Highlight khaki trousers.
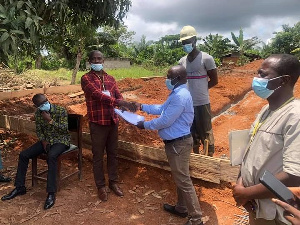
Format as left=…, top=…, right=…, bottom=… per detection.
left=165, top=136, right=202, bottom=224
left=246, top=204, right=287, bottom=225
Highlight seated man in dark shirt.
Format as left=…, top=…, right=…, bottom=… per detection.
left=1, top=94, right=70, bottom=210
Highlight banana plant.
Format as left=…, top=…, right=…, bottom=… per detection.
left=231, top=28, right=260, bottom=56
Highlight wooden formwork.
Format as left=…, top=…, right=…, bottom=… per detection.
left=0, top=84, right=240, bottom=184
left=0, top=114, right=239, bottom=184
left=0, top=85, right=82, bottom=100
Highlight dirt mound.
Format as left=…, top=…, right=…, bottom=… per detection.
left=236, top=59, right=264, bottom=71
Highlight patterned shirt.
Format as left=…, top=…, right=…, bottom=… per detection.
left=35, top=104, right=70, bottom=146
left=81, top=70, right=123, bottom=125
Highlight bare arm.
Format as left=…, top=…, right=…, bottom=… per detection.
left=233, top=171, right=300, bottom=206
left=207, top=68, right=218, bottom=88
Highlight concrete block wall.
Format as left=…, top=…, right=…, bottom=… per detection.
left=86, top=58, right=131, bottom=69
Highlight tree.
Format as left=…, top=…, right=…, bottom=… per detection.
left=231, top=28, right=260, bottom=65
left=57, top=0, right=132, bottom=84
left=158, top=34, right=181, bottom=49
left=89, top=24, right=136, bottom=58
left=0, top=0, right=41, bottom=70
left=1, top=0, right=132, bottom=79
left=103, top=24, right=135, bottom=46
left=269, top=22, right=300, bottom=56
left=200, top=34, right=233, bottom=65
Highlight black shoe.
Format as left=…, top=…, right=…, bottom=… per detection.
left=163, top=203, right=188, bottom=218
left=109, top=183, right=124, bottom=197
left=0, top=174, right=11, bottom=182
left=1, top=187, right=26, bottom=201
left=44, top=193, right=55, bottom=210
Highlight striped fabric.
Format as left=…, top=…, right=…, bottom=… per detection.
left=186, top=75, right=208, bottom=79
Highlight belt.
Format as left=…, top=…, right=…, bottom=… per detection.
left=163, top=134, right=191, bottom=144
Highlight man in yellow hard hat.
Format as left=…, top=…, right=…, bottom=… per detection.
left=179, top=25, right=218, bottom=157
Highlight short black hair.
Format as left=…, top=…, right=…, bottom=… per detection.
left=88, top=50, right=103, bottom=60
left=32, top=93, right=45, bottom=103
left=271, top=54, right=300, bottom=85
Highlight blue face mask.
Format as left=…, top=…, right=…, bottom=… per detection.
left=39, top=101, right=51, bottom=111
left=91, top=63, right=103, bottom=71
left=165, top=76, right=179, bottom=90
left=182, top=43, right=193, bottom=53
left=252, top=76, right=286, bottom=99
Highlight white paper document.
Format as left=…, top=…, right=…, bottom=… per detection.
left=229, top=129, right=251, bottom=166
left=114, top=109, right=145, bottom=125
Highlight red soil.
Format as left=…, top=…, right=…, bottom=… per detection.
left=1, top=59, right=299, bottom=225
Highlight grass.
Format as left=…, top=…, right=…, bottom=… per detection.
left=21, top=66, right=166, bottom=85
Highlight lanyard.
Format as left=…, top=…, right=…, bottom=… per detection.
left=241, top=97, right=295, bottom=163
left=97, top=75, right=106, bottom=90
left=250, top=96, right=295, bottom=141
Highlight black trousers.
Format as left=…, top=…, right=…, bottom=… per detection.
left=14, top=141, right=68, bottom=193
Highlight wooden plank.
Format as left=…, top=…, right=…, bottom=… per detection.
left=0, top=115, right=240, bottom=183
left=220, top=159, right=240, bottom=183
left=0, top=85, right=82, bottom=100
left=68, top=91, right=84, bottom=98
left=0, top=88, right=44, bottom=100
left=190, top=153, right=221, bottom=183
left=118, top=141, right=221, bottom=183
left=44, top=85, right=82, bottom=95
left=118, top=141, right=169, bottom=169
left=0, top=115, right=8, bottom=129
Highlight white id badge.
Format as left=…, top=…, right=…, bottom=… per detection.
left=102, top=90, right=111, bottom=97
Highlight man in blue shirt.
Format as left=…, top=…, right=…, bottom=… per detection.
left=136, top=65, right=203, bottom=225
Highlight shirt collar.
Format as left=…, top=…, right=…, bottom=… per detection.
left=173, top=83, right=187, bottom=92
left=49, top=104, right=54, bottom=113
left=169, top=83, right=187, bottom=95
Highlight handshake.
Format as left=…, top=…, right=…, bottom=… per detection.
left=117, top=100, right=145, bottom=129
left=117, top=100, right=141, bottom=113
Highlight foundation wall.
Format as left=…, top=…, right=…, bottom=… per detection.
left=0, top=85, right=82, bottom=101
left=0, top=114, right=240, bottom=184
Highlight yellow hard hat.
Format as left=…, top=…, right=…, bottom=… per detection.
left=180, top=25, right=197, bottom=41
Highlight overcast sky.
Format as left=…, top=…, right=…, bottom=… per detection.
left=123, top=0, right=300, bottom=44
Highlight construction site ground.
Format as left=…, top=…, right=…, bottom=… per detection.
left=0, top=60, right=299, bottom=225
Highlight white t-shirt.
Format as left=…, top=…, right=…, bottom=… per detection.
left=241, top=99, right=300, bottom=224
left=179, top=52, right=216, bottom=106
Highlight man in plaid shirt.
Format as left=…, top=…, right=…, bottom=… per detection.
left=81, top=50, right=136, bottom=202
left=2, top=94, right=70, bottom=210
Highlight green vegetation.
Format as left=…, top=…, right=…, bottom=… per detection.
left=0, top=1, right=299, bottom=82
left=21, top=66, right=164, bottom=85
